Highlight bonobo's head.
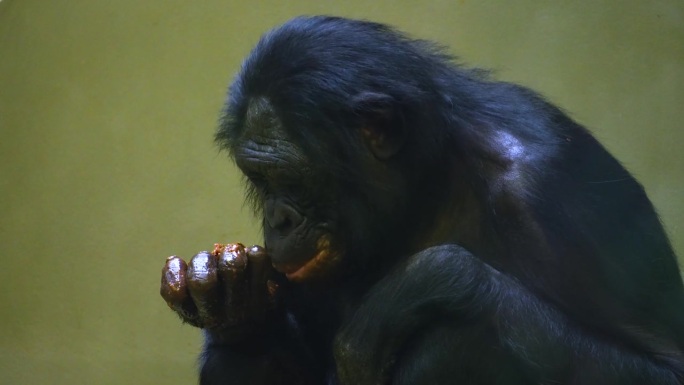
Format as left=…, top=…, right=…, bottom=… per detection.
left=215, top=16, right=454, bottom=282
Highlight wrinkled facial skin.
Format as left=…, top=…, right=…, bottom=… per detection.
left=231, top=98, right=343, bottom=283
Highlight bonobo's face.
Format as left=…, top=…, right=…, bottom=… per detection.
left=232, top=98, right=343, bottom=282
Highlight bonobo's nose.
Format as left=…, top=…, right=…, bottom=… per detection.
left=265, top=198, right=304, bottom=236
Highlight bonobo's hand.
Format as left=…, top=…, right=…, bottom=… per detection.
left=160, top=243, right=281, bottom=342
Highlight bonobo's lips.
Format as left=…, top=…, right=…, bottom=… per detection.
left=272, top=251, right=325, bottom=282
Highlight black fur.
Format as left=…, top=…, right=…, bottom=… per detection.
left=208, top=16, right=684, bottom=384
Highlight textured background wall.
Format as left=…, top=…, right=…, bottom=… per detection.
left=0, top=1, right=682, bottom=384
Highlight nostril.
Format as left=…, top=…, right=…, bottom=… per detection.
left=266, top=199, right=304, bottom=235
left=280, top=216, right=292, bottom=231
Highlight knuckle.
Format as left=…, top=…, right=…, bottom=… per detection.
left=160, top=256, right=188, bottom=302
left=217, top=244, right=248, bottom=279
left=245, top=245, right=267, bottom=261
left=187, top=251, right=218, bottom=292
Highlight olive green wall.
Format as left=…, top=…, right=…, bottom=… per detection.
left=0, top=1, right=682, bottom=384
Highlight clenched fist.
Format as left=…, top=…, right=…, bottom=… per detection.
left=160, top=243, right=281, bottom=342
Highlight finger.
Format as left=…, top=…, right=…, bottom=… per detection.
left=160, top=256, right=200, bottom=326
left=216, top=243, right=248, bottom=324
left=245, top=245, right=278, bottom=320
left=187, top=251, right=222, bottom=328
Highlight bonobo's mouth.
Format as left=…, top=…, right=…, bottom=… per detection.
left=271, top=236, right=337, bottom=282
left=272, top=251, right=324, bottom=281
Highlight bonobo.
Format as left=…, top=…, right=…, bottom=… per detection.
left=160, top=16, right=684, bottom=384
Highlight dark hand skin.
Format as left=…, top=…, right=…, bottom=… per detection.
left=161, top=244, right=315, bottom=384
left=160, top=244, right=279, bottom=343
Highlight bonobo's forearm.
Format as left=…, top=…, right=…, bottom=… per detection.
left=334, top=245, right=681, bottom=384
left=200, top=332, right=280, bottom=385
left=334, top=245, right=499, bottom=383
left=200, top=317, right=318, bottom=385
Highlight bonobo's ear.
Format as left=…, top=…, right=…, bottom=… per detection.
left=352, top=92, right=407, bottom=160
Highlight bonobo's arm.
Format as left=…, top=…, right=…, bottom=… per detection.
left=334, top=245, right=682, bottom=385
left=160, top=244, right=315, bottom=385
